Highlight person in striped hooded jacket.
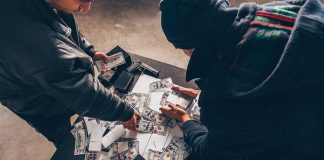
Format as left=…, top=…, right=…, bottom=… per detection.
left=160, top=0, right=324, bottom=159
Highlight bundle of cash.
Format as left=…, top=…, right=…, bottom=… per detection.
left=149, top=78, right=173, bottom=92
left=124, top=93, right=150, bottom=111
left=141, top=107, right=176, bottom=128
left=98, top=69, right=116, bottom=82
left=95, top=52, right=126, bottom=83
left=142, top=107, right=169, bottom=125
left=160, top=90, right=193, bottom=110
left=95, top=52, right=126, bottom=72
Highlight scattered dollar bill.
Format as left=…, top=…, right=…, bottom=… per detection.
left=148, top=149, right=163, bottom=160
left=160, top=142, right=178, bottom=160
left=137, top=119, right=153, bottom=133
left=112, top=141, right=139, bottom=159
left=74, top=120, right=86, bottom=129
left=71, top=128, right=77, bottom=139
left=136, top=119, right=167, bottom=136
left=74, top=129, right=87, bottom=155
left=159, top=137, right=191, bottom=160
left=191, top=104, right=201, bottom=121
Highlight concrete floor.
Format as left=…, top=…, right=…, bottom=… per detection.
left=1, top=0, right=322, bottom=159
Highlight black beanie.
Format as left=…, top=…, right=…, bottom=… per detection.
left=160, top=0, right=217, bottom=49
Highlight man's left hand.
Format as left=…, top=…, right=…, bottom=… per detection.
left=92, top=51, right=109, bottom=61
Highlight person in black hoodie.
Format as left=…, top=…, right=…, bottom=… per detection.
left=0, top=0, right=140, bottom=147
left=160, top=0, right=324, bottom=159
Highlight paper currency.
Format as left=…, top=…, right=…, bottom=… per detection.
left=125, top=93, right=150, bottom=111
left=160, top=91, right=193, bottom=110
left=137, top=119, right=153, bottom=133
left=149, top=78, right=173, bottom=92
left=160, top=143, right=178, bottom=160
left=71, top=128, right=77, bottom=139
left=137, top=119, right=167, bottom=136
left=159, top=137, right=191, bottom=160
left=112, top=141, right=140, bottom=159
left=191, top=105, right=201, bottom=121
left=95, top=52, right=126, bottom=72
left=148, top=149, right=163, bottom=160
left=74, top=129, right=87, bottom=155
left=152, top=124, right=167, bottom=136
left=142, top=107, right=169, bottom=125
left=98, top=69, right=116, bottom=82
left=74, top=120, right=86, bottom=129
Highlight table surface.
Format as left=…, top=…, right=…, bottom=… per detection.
left=51, top=53, right=196, bottom=160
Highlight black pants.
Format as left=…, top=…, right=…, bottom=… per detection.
left=12, top=111, right=73, bottom=148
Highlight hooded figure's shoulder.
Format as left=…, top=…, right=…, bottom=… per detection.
left=201, top=0, right=324, bottom=101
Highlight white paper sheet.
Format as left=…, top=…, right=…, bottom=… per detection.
left=89, top=141, right=102, bottom=152
left=166, top=94, right=180, bottom=105
left=102, top=125, right=126, bottom=148
left=90, top=125, right=103, bottom=142
left=118, top=141, right=129, bottom=153
left=148, top=92, right=164, bottom=113
left=132, top=74, right=159, bottom=94
left=177, top=97, right=191, bottom=108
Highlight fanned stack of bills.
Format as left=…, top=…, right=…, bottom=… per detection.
left=95, top=52, right=126, bottom=83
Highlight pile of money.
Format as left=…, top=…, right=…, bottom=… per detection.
left=71, top=77, right=200, bottom=160
left=72, top=117, right=143, bottom=160
left=71, top=117, right=112, bottom=159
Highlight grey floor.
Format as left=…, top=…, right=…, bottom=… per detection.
left=1, top=0, right=322, bottom=159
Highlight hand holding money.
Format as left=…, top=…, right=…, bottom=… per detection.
left=172, top=85, right=200, bottom=99
left=160, top=104, right=191, bottom=123
left=122, top=111, right=141, bottom=131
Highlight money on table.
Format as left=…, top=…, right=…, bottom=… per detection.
left=70, top=76, right=198, bottom=159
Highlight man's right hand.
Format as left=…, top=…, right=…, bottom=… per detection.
left=172, top=85, right=200, bottom=98
left=160, top=104, right=191, bottom=123
left=122, top=111, right=141, bottom=131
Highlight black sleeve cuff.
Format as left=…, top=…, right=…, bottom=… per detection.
left=183, top=120, right=202, bottom=131
left=119, top=104, right=134, bottom=122
left=86, top=48, right=97, bottom=58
